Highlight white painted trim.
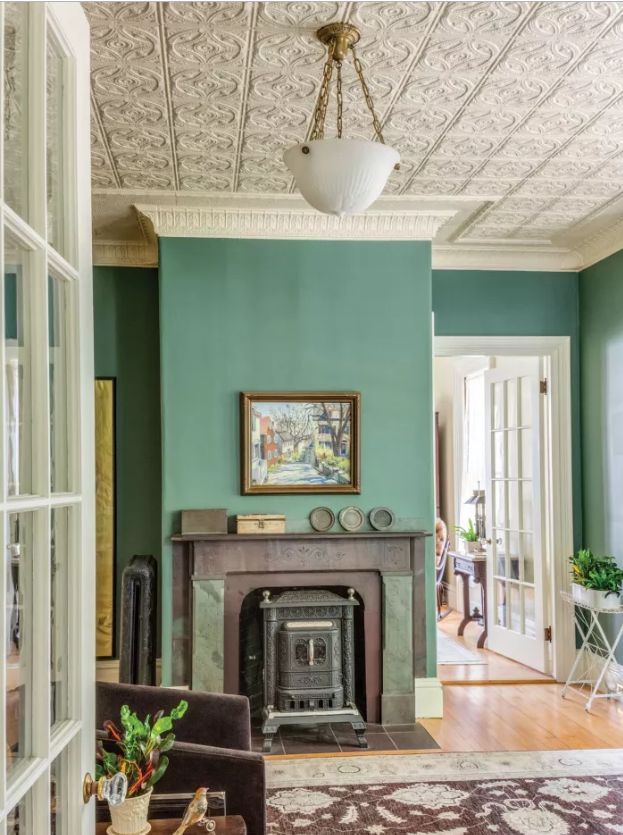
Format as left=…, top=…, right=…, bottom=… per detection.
left=414, top=677, right=444, bottom=719
left=434, top=336, right=575, bottom=683
left=432, top=244, right=583, bottom=272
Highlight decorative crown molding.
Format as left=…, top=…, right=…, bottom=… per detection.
left=134, top=204, right=455, bottom=241
left=93, top=240, right=158, bottom=268
left=573, top=215, right=623, bottom=270
left=432, top=243, right=583, bottom=272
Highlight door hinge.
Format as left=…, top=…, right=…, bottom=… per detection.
left=540, top=379, right=548, bottom=395
left=544, top=625, right=552, bottom=642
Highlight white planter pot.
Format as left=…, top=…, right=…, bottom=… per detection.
left=572, top=583, right=621, bottom=610
left=461, top=540, right=479, bottom=555
left=572, top=582, right=589, bottom=605
left=108, top=788, right=152, bottom=835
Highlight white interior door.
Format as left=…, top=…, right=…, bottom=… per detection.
left=1, top=3, right=95, bottom=833
left=485, top=358, right=550, bottom=673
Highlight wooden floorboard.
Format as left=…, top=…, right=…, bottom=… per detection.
left=437, top=610, right=553, bottom=683
left=420, top=682, right=623, bottom=752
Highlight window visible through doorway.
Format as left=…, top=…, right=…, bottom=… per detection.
left=459, top=370, right=485, bottom=531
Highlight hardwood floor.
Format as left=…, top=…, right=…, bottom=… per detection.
left=420, top=682, right=623, bottom=752
left=438, top=610, right=553, bottom=684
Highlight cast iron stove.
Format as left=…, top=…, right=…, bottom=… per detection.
left=260, top=588, right=367, bottom=752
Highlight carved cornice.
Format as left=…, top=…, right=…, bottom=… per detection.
left=573, top=216, right=623, bottom=270
left=135, top=204, right=455, bottom=241
left=93, top=240, right=158, bottom=268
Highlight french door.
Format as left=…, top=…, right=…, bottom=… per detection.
left=485, top=358, right=550, bottom=673
left=1, top=3, right=95, bottom=833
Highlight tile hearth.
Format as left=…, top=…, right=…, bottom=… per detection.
left=253, top=722, right=439, bottom=756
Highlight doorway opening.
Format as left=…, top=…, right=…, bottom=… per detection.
left=434, top=337, right=575, bottom=687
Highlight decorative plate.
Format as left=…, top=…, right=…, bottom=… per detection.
left=338, top=506, right=365, bottom=532
left=369, top=506, right=396, bottom=531
left=309, top=506, right=335, bottom=532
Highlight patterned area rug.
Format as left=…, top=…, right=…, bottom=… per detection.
left=266, top=750, right=623, bottom=834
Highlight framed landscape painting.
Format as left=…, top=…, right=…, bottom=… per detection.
left=240, top=391, right=360, bottom=494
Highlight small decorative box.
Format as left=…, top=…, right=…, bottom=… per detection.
left=181, top=509, right=228, bottom=535
left=236, top=514, right=286, bottom=534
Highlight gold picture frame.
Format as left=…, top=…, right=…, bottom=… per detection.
left=240, top=391, right=361, bottom=495
left=95, top=378, right=115, bottom=657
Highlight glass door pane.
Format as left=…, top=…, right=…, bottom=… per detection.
left=49, top=274, right=72, bottom=493
left=51, top=747, right=69, bottom=834
left=7, top=792, right=30, bottom=835
left=46, top=29, right=68, bottom=260
left=3, top=3, right=29, bottom=222
left=4, top=230, right=35, bottom=497
left=5, top=511, right=34, bottom=779
left=51, top=506, right=70, bottom=726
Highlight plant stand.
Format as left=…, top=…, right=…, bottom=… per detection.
left=561, top=591, right=623, bottom=712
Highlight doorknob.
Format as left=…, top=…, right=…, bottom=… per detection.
left=83, top=771, right=127, bottom=806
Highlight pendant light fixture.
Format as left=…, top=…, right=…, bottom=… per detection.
left=284, top=22, right=400, bottom=216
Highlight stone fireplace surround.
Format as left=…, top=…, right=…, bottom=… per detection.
left=171, top=531, right=429, bottom=725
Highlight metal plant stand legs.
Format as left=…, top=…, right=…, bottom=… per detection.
left=561, top=592, right=623, bottom=712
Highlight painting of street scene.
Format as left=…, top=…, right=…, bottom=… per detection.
left=240, top=392, right=360, bottom=494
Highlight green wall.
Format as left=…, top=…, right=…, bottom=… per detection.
left=433, top=269, right=582, bottom=547
left=92, top=259, right=587, bottom=673
left=580, top=250, right=623, bottom=562
left=159, top=237, right=436, bottom=683
left=93, top=266, right=162, bottom=654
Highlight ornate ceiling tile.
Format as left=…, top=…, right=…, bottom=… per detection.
left=85, top=1, right=623, bottom=269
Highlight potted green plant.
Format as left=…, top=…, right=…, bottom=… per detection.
left=455, top=518, right=480, bottom=554
left=569, top=549, right=623, bottom=610
left=97, top=699, right=188, bottom=835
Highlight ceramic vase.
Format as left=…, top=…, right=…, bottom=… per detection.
left=108, top=788, right=152, bottom=835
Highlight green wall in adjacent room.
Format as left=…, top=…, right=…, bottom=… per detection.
left=432, top=269, right=582, bottom=548
left=159, top=237, right=436, bottom=684
left=580, top=250, right=623, bottom=563
left=93, top=266, right=162, bottom=655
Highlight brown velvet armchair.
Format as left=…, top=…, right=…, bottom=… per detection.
left=96, top=681, right=266, bottom=835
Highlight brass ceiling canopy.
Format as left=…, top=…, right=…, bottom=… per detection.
left=316, top=22, right=360, bottom=61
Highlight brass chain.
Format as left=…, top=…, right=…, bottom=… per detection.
left=351, top=45, right=386, bottom=145
left=336, top=60, right=343, bottom=139
left=310, top=37, right=396, bottom=172
left=310, top=41, right=335, bottom=141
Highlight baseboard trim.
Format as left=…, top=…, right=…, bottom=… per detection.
left=415, top=677, right=444, bottom=718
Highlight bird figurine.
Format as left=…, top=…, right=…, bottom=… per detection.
left=173, top=788, right=209, bottom=835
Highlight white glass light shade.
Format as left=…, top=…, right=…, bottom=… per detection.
left=284, top=138, right=400, bottom=216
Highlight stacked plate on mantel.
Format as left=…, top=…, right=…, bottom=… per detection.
left=309, top=506, right=395, bottom=533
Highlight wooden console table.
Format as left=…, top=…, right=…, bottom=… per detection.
left=97, top=816, right=246, bottom=834
left=451, top=551, right=488, bottom=649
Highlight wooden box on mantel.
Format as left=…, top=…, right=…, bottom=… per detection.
left=181, top=508, right=228, bottom=535
left=236, top=514, right=286, bottom=534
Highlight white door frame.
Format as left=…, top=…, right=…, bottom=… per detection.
left=434, top=335, right=575, bottom=682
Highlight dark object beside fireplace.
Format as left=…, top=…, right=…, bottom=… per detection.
left=119, top=555, right=157, bottom=685
left=260, top=588, right=367, bottom=752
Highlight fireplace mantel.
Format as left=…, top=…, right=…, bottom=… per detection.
left=171, top=530, right=430, bottom=724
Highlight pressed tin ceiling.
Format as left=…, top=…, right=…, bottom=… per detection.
left=86, top=1, right=623, bottom=269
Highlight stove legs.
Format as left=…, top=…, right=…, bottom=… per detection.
left=263, top=723, right=278, bottom=753
left=352, top=721, right=368, bottom=749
